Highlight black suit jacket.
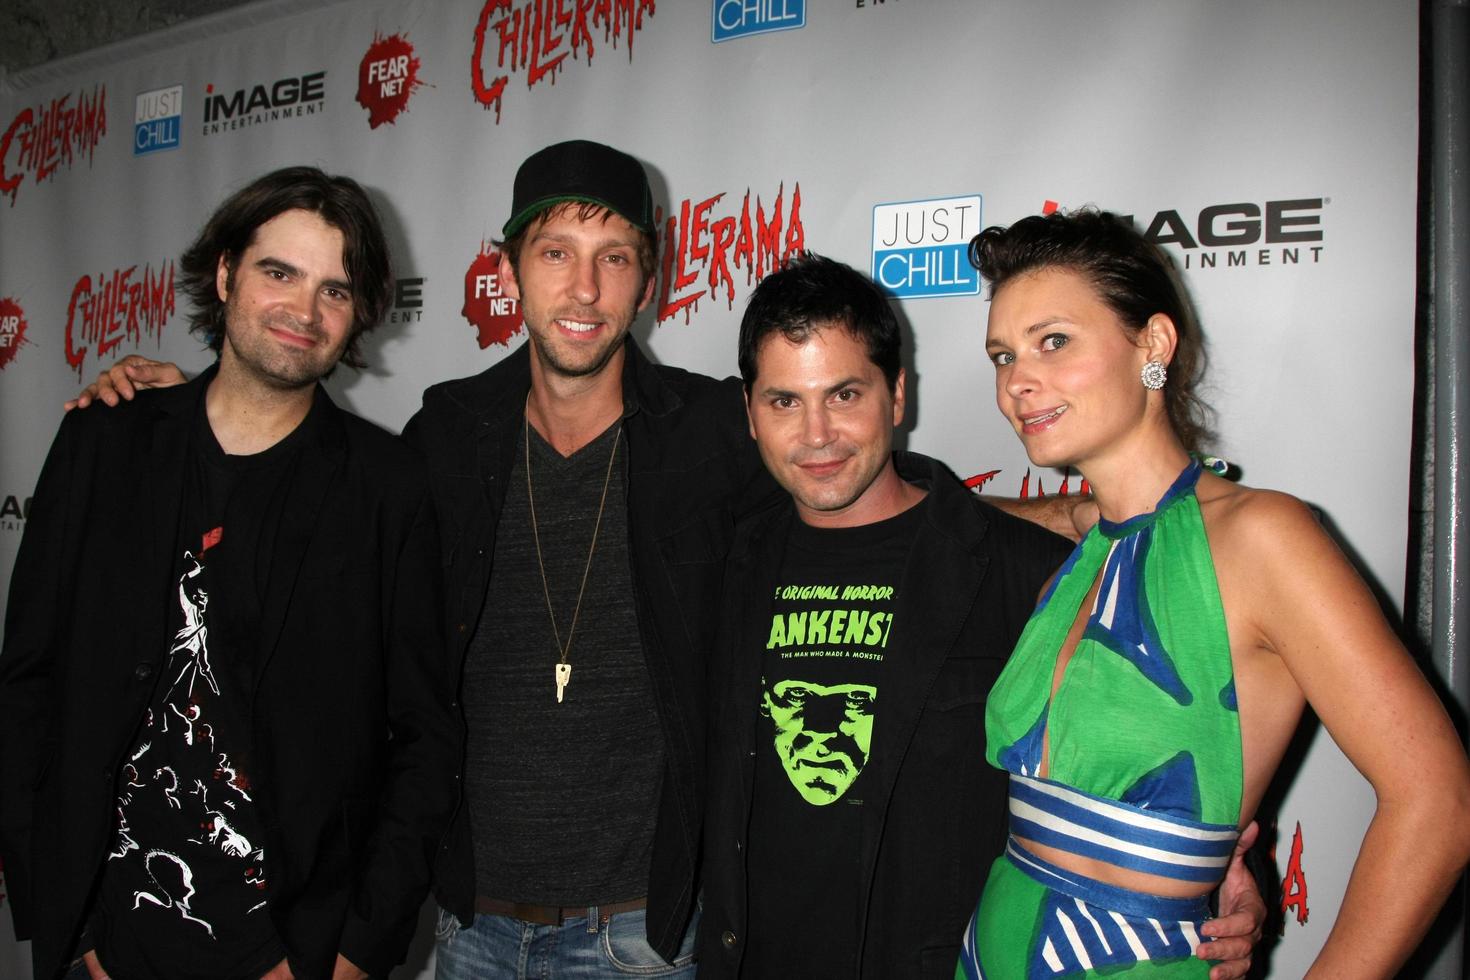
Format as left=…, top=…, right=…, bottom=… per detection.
left=699, top=452, right=1073, bottom=978
left=0, top=371, right=460, bottom=980
left=402, top=338, right=775, bottom=961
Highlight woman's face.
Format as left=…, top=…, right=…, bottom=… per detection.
left=984, top=266, right=1154, bottom=471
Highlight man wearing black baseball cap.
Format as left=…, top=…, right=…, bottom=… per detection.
left=401, top=139, right=771, bottom=978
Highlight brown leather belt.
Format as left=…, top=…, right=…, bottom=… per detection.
left=473, top=895, right=647, bottom=926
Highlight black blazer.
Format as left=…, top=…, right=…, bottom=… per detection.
left=403, top=337, right=775, bottom=962
left=698, top=452, right=1073, bottom=978
left=0, top=371, right=460, bottom=980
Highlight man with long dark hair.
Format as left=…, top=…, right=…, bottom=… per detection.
left=0, top=167, right=458, bottom=980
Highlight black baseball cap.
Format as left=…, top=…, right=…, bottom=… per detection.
left=502, top=139, right=655, bottom=237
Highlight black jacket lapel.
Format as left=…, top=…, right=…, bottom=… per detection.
left=862, top=454, right=990, bottom=806
left=136, top=373, right=211, bottom=646
left=253, top=386, right=345, bottom=685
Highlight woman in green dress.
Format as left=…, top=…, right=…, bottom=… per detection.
left=958, top=209, right=1470, bottom=979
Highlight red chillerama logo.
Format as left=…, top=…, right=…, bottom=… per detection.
left=65, top=261, right=176, bottom=379
left=1279, top=820, right=1310, bottom=927
left=0, top=85, right=107, bottom=206
left=963, top=468, right=1088, bottom=500
left=0, top=297, right=29, bottom=370
left=655, top=182, right=804, bottom=324
left=470, top=0, right=656, bottom=122
left=357, top=32, right=426, bottom=128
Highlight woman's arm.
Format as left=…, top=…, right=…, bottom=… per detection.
left=1221, top=490, right=1470, bottom=977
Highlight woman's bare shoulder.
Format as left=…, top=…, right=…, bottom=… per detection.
left=1195, top=475, right=1329, bottom=562
left=1196, top=473, right=1317, bottom=525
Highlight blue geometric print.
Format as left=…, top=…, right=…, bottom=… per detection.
left=999, top=708, right=1049, bottom=777
left=1026, top=889, right=1203, bottom=979
left=1082, top=526, right=1192, bottom=706
left=1218, top=679, right=1238, bottom=711
left=1119, top=751, right=1203, bottom=823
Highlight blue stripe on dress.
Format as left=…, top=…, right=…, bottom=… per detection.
left=1001, top=843, right=1211, bottom=979
left=1009, top=775, right=1237, bottom=884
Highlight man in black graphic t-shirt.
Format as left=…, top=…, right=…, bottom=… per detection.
left=0, top=168, right=457, bottom=980
left=698, top=255, right=1266, bottom=979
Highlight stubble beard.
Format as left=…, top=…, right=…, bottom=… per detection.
left=222, top=299, right=343, bottom=391
left=525, top=304, right=632, bottom=381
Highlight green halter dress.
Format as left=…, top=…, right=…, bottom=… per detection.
left=958, top=461, right=1243, bottom=979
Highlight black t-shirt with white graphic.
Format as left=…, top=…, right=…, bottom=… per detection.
left=91, top=403, right=315, bottom=980
left=742, top=501, right=922, bottom=979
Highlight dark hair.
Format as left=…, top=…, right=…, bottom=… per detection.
left=179, top=166, right=392, bottom=370
left=968, top=208, right=1212, bottom=452
left=496, top=200, right=658, bottom=283
left=738, top=253, right=901, bottom=392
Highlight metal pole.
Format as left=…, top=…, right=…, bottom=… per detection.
left=1430, top=1, right=1470, bottom=977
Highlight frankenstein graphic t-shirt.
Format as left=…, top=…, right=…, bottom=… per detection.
left=742, top=501, right=922, bottom=978
left=91, top=403, right=314, bottom=980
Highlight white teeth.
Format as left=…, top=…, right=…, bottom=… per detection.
left=1027, top=405, right=1067, bottom=424
left=557, top=319, right=598, bottom=333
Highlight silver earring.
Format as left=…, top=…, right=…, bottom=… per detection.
left=1141, top=359, right=1167, bottom=390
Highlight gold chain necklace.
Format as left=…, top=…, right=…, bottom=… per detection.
left=525, top=399, right=621, bottom=704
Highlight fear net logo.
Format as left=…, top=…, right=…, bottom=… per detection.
left=65, top=261, right=176, bottom=379
left=470, top=0, right=657, bottom=122
left=463, top=247, right=521, bottom=348
left=0, top=85, right=108, bottom=207
left=0, top=297, right=30, bottom=370
left=358, top=33, right=427, bottom=128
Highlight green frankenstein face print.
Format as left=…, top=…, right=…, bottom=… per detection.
left=761, top=678, right=877, bottom=804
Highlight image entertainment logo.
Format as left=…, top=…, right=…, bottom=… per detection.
left=134, top=85, right=182, bottom=155
left=0, top=494, right=28, bottom=532
left=1124, top=198, right=1326, bottom=272
left=871, top=195, right=982, bottom=299
left=391, top=277, right=425, bottom=324
left=202, top=72, right=325, bottom=136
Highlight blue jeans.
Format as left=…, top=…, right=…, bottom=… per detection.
left=434, top=904, right=698, bottom=979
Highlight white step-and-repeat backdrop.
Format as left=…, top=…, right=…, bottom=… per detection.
left=0, top=1, right=1421, bottom=976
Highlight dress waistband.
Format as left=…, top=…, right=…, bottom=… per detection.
left=1008, top=774, right=1239, bottom=885
left=1004, top=840, right=1212, bottom=922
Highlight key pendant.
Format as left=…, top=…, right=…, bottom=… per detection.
left=555, top=662, right=572, bottom=703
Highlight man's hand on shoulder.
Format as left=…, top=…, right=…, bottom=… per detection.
left=64, top=355, right=188, bottom=411
left=982, top=492, right=1098, bottom=542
